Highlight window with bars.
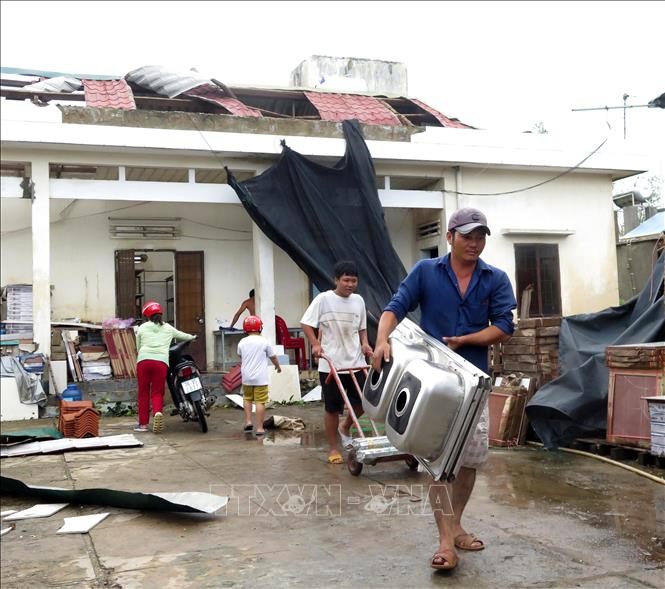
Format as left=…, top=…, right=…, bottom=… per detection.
left=514, top=244, right=562, bottom=318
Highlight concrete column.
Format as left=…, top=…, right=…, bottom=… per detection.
left=30, top=157, right=51, bottom=357
left=252, top=224, right=276, bottom=344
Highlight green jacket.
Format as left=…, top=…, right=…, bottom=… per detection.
left=136, top=321, right=195, bottom=366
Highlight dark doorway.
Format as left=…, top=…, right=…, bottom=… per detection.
left=115, top=249, right=207, bottom=368
left=514, top=244, right=562, bottom=318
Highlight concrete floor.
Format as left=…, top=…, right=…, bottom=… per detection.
left=1, top=404, right=664, bottom=589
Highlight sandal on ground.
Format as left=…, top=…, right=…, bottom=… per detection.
left=243, top=424, right=254, bottom=432
left=454, top=533, right=485, bottom=551
left=327, top=451, right=344, bottom=464
left=255, top=430, right=265, bottom=436
left=430, top=549, right=458, bottom=570
left=338, top=426, right=353, bottom=449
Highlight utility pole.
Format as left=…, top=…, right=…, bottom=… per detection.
left=623, top=93, right=629, bottom=139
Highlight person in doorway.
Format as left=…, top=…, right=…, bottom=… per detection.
left=238, top=315, right=281, bottom=436
left=372, top=207, right=516, bottom=571
left=230, top=289, right=256, bottom=329
left=300, top=260, right=373, bottom=464
left=135, top=301, right=196, bottom=433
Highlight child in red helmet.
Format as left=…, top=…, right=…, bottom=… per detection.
left=237, top=315, right=281, bottom=435
left=135, top=300, right=196, bottom=433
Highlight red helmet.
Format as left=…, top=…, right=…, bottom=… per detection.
left=142, top=301, right=163, bottom=318
left=243, top=315, right=263, bottom=333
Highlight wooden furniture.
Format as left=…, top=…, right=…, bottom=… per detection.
left=606, top=343, right=665, bottom=448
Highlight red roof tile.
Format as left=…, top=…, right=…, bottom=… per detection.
left=304, top=92, right=402, bottom=126
left=185, top=84, right=262, bottom=118
left=409, top=98, right=472, bottom=129
left=83, top=79, right=136, bottom=110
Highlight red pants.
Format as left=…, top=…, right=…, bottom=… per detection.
left=137, top=359, right=168, bottom=426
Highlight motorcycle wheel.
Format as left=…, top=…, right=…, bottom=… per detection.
left=194, top=398, right=208, bottom=433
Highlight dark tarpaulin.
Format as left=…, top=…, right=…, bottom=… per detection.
left=526, top=251, right=665, bottom=449
left=226, top=119, right=412, bottom=336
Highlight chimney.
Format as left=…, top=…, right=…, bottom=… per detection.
left=290, top=55, right=408, bottom=96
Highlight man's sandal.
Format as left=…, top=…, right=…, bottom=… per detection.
left=327, top=451, right=344, bottom=464
left=454, top=533, right=485, bottom=551
left=430, top=549, right=458, bottom=570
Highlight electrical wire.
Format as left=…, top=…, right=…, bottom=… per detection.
left=444, top=134, right=609, bottom=196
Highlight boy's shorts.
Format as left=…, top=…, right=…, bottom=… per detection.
left=320, top=371, right=366, bottom=415
left=242, top=385, right=269, bottom=404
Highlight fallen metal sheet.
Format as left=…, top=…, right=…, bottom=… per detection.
left=0, top=510, right=17, bottom=517
left=4, top=503, right=69, bottom=520
left=56, top=513, right=109, bottom=534
left=302, top=385, right=322, bottom=402
left=225, top=394, right=254, bottom=411
left=0, top=434, right=142, bottom=457
left=1, top=476, right=228, bottom=514
left=1, top=427, right=63, bottom=446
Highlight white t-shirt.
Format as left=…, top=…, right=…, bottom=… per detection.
left=237, top=334, right=275, bottom=386
left=300, top=290, right=367, bottom=373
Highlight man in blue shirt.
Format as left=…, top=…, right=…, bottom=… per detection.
left=372, top=207, right=516, bottom=571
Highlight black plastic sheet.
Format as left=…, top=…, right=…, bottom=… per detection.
left=226, top=119, right=413, bottom=338
left=526, top=252, right=665, bottom=449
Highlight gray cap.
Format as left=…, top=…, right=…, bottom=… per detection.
left=447, top=207, right=491, bottom=235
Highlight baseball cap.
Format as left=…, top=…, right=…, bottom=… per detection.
left=447, top=207, right=491, bottom=235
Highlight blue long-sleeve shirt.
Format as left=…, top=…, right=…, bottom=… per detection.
left=384, top=254, right=516, bottom=372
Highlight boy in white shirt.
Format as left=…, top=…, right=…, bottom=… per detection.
left=300, top=261, right=373, bottom=463
left=237, top=315, right=281, bottom=435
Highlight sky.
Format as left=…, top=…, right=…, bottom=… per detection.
left=1, top=0, right=664, bottom=199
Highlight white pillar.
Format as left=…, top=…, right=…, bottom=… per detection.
left=30, top=158, right=51, bottom=357
left=252, top=224, right=276, bottom=344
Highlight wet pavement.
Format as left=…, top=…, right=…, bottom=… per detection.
left=1, top=404, right=664, bottom=589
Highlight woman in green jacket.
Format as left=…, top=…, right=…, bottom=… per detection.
left=135, top=301, right=196, bottom=433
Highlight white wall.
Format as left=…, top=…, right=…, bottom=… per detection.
left=0, top=197, right=311, bottom=368
left=458, top=167, right=618, bottom=315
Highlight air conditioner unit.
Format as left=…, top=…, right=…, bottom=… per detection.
left=108, top=217, right=181, bottom=239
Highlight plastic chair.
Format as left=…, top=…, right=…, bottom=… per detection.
left=275, top=315, right=308, bottom=370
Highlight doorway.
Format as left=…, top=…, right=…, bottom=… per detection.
left=115, top=249, right=207, bottom=368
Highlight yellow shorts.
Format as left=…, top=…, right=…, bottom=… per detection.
left=242, top=385, right=269, bottom=404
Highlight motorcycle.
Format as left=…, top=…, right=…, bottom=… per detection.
left=167, top=340, right=215, bottom=433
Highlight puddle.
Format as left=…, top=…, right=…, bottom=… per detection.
left=484, top=448, right=665, bottom=561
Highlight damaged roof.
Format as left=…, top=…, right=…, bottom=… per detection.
left=0, top=65, right=474, bottom=129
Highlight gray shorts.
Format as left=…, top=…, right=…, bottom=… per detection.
left=460, top=403, right=489, bottom=469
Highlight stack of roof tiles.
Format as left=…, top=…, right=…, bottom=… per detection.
left=58, top=400, right=100, bottom=438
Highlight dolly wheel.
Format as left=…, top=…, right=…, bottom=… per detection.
left=405, top=455, right=419, bottom=471
left=347, top=450, right=363, bottom=476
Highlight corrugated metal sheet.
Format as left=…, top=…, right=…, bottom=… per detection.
left=621, top=212, right=665, bottom=239
left=22, top=76, right=82, bottom=93
left=83, top=80, right=136, bottom=110
left=410, top=98, right=473, bottom=129
left=304, top=91, right=402, bottom=125
left=125, top=65, right=210, bottom=99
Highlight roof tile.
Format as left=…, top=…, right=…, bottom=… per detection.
left=185, top=84, right=262, bottom=117
left=83, top=79, right=136, bottom=110
left=305, top=92, right=402, bottom=126
left=409, top=98, right=472, bottom=129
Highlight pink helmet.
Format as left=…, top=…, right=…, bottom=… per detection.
left=142, top=301, right=163, bottom=318
left=243, top=315, right=263, bottom=333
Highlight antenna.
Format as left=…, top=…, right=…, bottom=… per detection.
left=572, top=92, right=664, bottom=140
